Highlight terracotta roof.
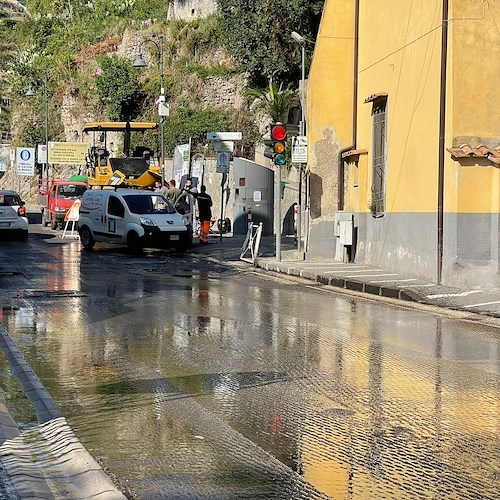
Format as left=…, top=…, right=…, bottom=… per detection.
left=447, top=144, right=500, bottom=166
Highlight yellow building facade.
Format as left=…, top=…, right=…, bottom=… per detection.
left=307, top=0, right=500, bottom=287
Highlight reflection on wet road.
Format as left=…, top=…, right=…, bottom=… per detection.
left=0, top=233, right=498, bottom=499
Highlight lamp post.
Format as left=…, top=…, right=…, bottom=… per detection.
left=26, top=74, right=49, bottom=189
left=291, top=31, right=306, bottom=254
left=133, top=35, right=168, bottom=188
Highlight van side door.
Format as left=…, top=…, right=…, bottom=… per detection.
left=174, top=192, right=194, bottom=229
left=106, top=195, right=127, bottom=241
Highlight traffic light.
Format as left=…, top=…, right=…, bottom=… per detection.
left=264, top=123, right=287, bottom=166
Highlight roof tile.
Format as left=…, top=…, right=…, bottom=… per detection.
left=447, top=144, right=500, bottom=166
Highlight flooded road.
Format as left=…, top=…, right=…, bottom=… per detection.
left=0, top=231, right=498, bottom=499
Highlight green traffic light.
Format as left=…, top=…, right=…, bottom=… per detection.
left=274, top=154, right=286, bottom=165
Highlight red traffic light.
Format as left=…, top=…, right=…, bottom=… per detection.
left=271, top=124, right=287, bottom=141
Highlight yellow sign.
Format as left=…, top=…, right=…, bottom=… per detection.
left=48, top=142, right=89, bottom=164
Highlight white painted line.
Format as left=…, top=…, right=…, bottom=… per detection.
left=346, top=273, right=398, bottom=278
left=294, top=262, right=347, bottom=267
left=368, top=278, right=418, bottom=283
left=426, top=290, right=484, bottom=299
left=322, top=269, right=384, bottom=274
left=401, top=284, right=435, bottom=288
left=463, top=301, right=500, bottom=308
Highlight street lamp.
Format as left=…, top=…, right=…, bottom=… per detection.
left=291, top=31, right=307, bottom=254
left=26, top=74, right=49, bottom=189
left=133, top=35, right=168, bottom=189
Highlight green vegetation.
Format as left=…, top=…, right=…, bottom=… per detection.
left=164, top=105, right=233, bottom=155
left=96, top=54, right=141, bottom=120
left=216, top=0, right=324, bottom=85
left=247, top=79, right=298, bottom=123
left=2, top=0, right=322, bottom=155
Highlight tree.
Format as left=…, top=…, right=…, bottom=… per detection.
left=96, top=55, right=141, bottom=121
left=247, top=79, right=298, bottom=123
left=216, top=0, right=324, bottom=85
left=163, top=105, right=233, bottom=154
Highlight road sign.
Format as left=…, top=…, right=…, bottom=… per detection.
left=216, top=151, right=230, bottom=173
left=213, top=140, right=234, bottom=153
left=207, top=132, right=242, bottom=141
left=64, top=199, right=81, bottom=222
left=157, top=95, right=169, bottom=117
left=16, top=147, right=35, bottom=176
left=37, top=144, right=47, bottom=164
left=48, top=142, right=88, bottom=164
left=0, top=144, right=9, bottom=172
left=292, top=136, right=308, bottom=163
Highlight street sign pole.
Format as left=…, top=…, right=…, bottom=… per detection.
left=220, top=173, right=227, bottom=243
left=208, top=132, right=242, bottom=245
left=292, top=135, right=308, bottom=255
left=297, top=129, right=304, bottom=254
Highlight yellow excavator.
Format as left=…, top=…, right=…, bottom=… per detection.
left=82, top=121, right=162, bottom=188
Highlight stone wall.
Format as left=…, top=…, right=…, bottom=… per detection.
left=167, top=0, right=217, bottom=21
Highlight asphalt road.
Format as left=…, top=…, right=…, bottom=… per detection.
left=0, top=225, right=498, bottom=499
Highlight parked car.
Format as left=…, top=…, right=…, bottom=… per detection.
left=0, top=189, right=29, bottom=240
left=78, top=188, right=193, bottom=252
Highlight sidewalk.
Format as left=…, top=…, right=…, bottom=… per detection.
left=195, top=233, right=500, bottom=322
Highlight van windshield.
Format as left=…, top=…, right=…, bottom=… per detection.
left=124, top=195, right=176, bottom=215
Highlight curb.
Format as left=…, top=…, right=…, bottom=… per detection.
left=0, top=325, right=127, bottom=499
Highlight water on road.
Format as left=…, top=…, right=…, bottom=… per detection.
left=0, top=233, right=498, bottom=499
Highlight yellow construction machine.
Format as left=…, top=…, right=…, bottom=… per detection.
left=82, top=121, right=162, bottom=188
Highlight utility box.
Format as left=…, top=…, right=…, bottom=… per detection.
left=334, top=211, right=354, bottom=261
left=339, top=220, right=353, bottom=245
left=232, top=158, right=274, bottom=236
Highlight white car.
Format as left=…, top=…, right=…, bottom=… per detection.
left=78, top=188, right=193, bottom=252
left=0, top=189, right=29, bottom=240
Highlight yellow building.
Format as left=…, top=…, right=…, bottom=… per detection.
left=307, top=0, right=500, bottom=287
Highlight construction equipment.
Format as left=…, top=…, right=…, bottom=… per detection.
left=82, top=121, right=162, bottom=188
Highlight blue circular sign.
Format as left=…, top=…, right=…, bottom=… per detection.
left=20, top=149, right=31, bottom=161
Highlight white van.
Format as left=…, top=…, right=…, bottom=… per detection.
left=78, top=188, right=193, bottom=252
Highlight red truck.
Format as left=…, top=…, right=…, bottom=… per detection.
left=38, top=180, right=88, bottom=229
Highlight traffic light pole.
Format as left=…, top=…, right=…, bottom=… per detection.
left=275, top=164, right=281, bottom=261
left=266, top=124, right=287, bottom=262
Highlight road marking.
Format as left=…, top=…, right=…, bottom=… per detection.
left=345, top=273, right=398, bottom=278
left=463, top=300, right=500, bottom=308
left=426, top=290, right=483, bottom=299
left=322, top=268, right=384, bottom=274
left=401, top=284, right=435, bottom=288
left=368, top=278, right=418, bottom=283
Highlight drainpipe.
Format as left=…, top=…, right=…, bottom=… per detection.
left=338, top=0, right=359, bottom=210
left=437, top=0, right=449, bottom=284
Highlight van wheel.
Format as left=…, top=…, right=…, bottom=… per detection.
left=127, top=231, right=142, bottom=254
left=79, top=226, right=95, bottom=249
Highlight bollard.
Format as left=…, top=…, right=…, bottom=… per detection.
left=293, top=203, right=298, bottom=246
left=247, top=209, right=253, bottom=229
